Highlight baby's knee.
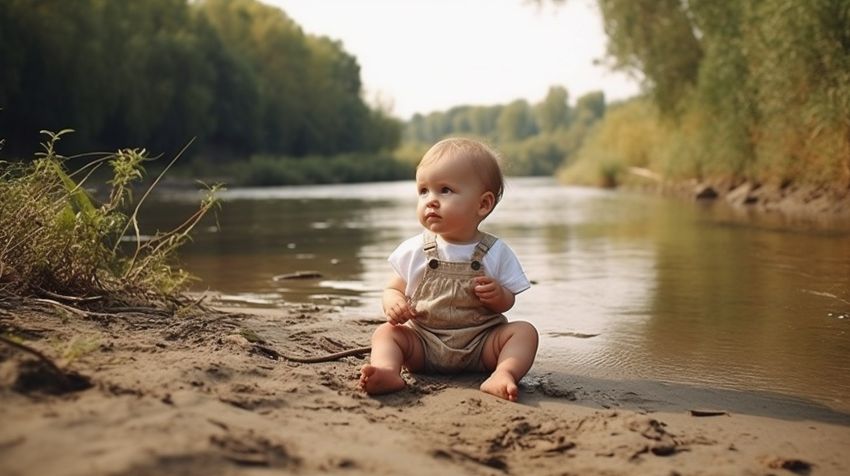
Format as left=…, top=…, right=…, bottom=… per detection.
left=372, top=322, right=396, bottom=338
left=372, top=322, right=410, bottom=341
left=511, top=321, right=539, bottom=345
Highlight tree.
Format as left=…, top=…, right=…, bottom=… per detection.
left=497, top=100, right=538, bottom=142
left=565, top=0, right=850, bottom=186
left=535, top=86, right=570, bottom=133
left=597, top=0, right=702, bottom=115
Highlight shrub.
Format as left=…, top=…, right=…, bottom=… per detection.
left=0, top=130, right=219, bottom=307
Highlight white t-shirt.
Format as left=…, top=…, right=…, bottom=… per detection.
left=388, top=232, right=531, bottom=297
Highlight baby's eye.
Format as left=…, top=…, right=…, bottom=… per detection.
left=418, top=187, right=428, bottom=196
left=440, top=186, right=453, bottom=194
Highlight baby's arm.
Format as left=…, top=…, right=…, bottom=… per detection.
left=473, top=276, right=516, bottom=313
left=382, top=273, right=417, bottom=325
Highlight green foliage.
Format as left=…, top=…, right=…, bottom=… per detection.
left=497, top=100, right=539, bottom=142
left=737, top=0, right=850, bottom=185
left=534, top=86, right=571, bottom=134
left=559, top=98, right=662, bottom=186
left=598, top=0, right=702, bottom=115
left=403, top=88, right=607, bottom=176
left=0, top=0, right=401, bottom=162
left=575, top=0, right=850, bottom=188
left=574, top=92, right=607, bottom=122
left=0, top=131, right=219, bottom=304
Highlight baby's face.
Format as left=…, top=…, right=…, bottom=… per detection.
left=415, top=157, right=493, bottom=243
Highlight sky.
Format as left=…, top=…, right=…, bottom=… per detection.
left=264, top=0, right=641, bottom=119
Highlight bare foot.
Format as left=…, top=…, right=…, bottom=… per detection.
left=359, top=364, right=406, bottom=395
left=480, top=369, right=519, bottom=402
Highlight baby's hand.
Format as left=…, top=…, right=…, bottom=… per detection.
left=473, top=276, right=506, bottom=306
left=385, top=297, right=417, bottom=325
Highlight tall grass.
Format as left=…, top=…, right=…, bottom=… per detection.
left=560, top=92, right=850, bottom=189
left=558, top=99, right=664, bottom=187
left=0, top=130, right=219, bottom=307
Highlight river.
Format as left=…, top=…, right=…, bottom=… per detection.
left=147, top=177, right=850, bottom=413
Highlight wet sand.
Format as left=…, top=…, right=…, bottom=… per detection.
left=2, top=302, right=849, bottom=475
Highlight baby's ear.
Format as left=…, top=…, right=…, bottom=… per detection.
left=478, top=191, right=496, bottom=217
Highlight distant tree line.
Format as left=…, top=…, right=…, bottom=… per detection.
left=403, top=86, right=608, bottom=176
left=561, top=0, right=850, bottom=187
left=0, top=0, right=401, bottom=161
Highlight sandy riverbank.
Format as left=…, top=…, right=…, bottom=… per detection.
left=662, top=178, right=850, bottom=225
left=2, top=301, right=849, bottom=475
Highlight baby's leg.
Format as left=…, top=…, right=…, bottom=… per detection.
left=479, top=321, right=539, bottom=402
left=359, top=323, right=425, bottom=395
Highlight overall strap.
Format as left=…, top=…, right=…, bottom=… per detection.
left=422, top=232, right=497, bottom=270
left=422, top=232, right=439, bottom=259
left=471, top=233, right=498, bottom=262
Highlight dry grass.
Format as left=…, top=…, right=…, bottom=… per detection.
left=0, top=130, right=220, bottom=310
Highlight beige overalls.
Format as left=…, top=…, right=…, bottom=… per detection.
left=408, top=232, right=508, bottom=374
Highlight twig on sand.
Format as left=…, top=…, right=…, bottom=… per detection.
left=183, top=292, right=213, bottom=313
left=32, top=297, right=174, bottom=319
left=33, top=298, right=88, bottom=317
left=35, top=287, right=102, bottom=304
left=106, top=306, right=171, bottom=316
left=253, top=343, right=372, bottom=363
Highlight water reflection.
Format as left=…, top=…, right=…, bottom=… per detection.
left=643, top=203, right=850, bottom=406
left=147, top=177, right=850, bottom=412
left=143, top=196, right=384, bottom=307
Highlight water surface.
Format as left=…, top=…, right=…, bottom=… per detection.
left=147, top=177, right=850, bottom=412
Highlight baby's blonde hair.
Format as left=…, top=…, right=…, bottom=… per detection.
left=418, top=137, right=505, bottom=205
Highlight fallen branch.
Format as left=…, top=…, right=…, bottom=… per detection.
left=32, top=298, right=135, bottom=320
left=33, top=297, right=88, bottom=317
left=107, top=306, right=172, bottom=316
left=184, top=292, right=211, bottom=313
left=35, top=287, right=103, bottom=304
left=253, top=343, right=372, bottom=363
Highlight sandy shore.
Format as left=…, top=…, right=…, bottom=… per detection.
left=2, top=301, right=849, bottom=475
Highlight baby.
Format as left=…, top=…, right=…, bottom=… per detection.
left=359, top=137, right=538, bottom=401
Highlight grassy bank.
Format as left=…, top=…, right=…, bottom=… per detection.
left=567, top=2, right=850, bottom=194
left=0, top=131, right=217, bottom=307
left=559, top=97, right=850, bottom=193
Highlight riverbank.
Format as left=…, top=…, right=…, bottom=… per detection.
left=624, top=169, right=850, bottom=225
left=2, top=301, right=849, bottom=475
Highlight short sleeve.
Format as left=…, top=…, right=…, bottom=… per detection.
left=486, top=240, right=530, bottom=295
left=387, top=234, right=427, bottom=296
